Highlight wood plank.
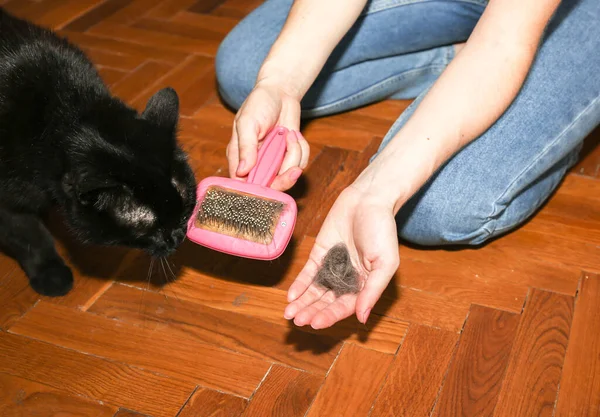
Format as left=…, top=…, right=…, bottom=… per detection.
left=241, top=366, right=322, bottom=417
left=115, top=253, right=408, bottom=353
left=145, top=0, right=199, bottom=20
left=0, top=0, right=37, bottom=16
left=63, top=0, right=133, bottom=32
left=179, top=137, right=228, bottom=179
left=170, top=11, right=239, bottom=34
left=88, top=22, right=220, bottom=56
left=25, top=0, right=101, bottom=30
left=135, top=15, right=232, bottom=43
left=47, top=216, right=130, bottom=310
left=113, top=410, right=150, bottom=416
left=305, top=138, right=380, bottom=237
left=10, top=302, right=270, bottom=397
left=0, top=262, right=38, bottom=330
left=352, top=99, right=411, bottom=122
left=529, top=176, right=600, bottom=246
left=101, top=0, right=165, bottom=25
left=306, top=344, right=393, bottom=416
left=394, top=257, right=527, bottom=313
left=58, top=30, right=188, bottom=65
left=399, top=242, right=581, bottom=297
left=109, top=61, right=174, bottom=104
left=187, top=101, right=237, bottom=142
left=189, top=0, right=229, bottom=14
left=0, top=332, right=194, bottom=417
left=377, top=284, right=471, bottom=332
left=555, top=273, right=600, bottom=416
left=178, top=388, right=247, bottom=417
left=371, top=325, right=459, bottom=417
left=494, top=289, right=573, bottom=417
left=488, top=229, right=600, bottom=274
left=209, top=0, right=264, bottom=19
left=128, top=55, right=214, bottom=115
left=88, top=283, right=341, bottom=374
left=84, top=48, right=147, bottom=72
left=302, top=118, right=376, bottom=152
left=571, top=126, right=599, bottom=178
left=0, top=373, right=116, bottom=417
left=289, top=147, right=348, bottom=238
left=97, top=67, right=129, bottom=87
left=432, top=305, right=520, bottom=416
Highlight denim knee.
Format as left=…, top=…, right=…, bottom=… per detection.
left=395, top=146, right=580, bottom=247
left=396, top=195, right=495, bottom=247
left=215, top=33, right=258, bottom=110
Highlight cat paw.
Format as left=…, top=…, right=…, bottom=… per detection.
left=29, top=262, right=74, bottom=297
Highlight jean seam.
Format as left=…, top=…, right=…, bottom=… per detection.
left=363, top=0, right=488, bottom=16
left=483, top=93, right=600, bottom=235
left=302, top=64, right=447, bottom=115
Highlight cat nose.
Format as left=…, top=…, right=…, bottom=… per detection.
left=165, top=229, right=185, bottom=248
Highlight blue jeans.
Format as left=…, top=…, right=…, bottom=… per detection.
left=215, top=0, right=600, bottom=246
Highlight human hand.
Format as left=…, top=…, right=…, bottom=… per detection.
left=226, top=80, right=310, bottom=191
left=284, top=185, right=400, bottom=329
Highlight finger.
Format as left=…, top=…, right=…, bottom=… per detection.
left=295, top=131, right=310, bottom=170
left=287, top=259, right=320, bottom=303
left=278, top=100, right=301, bottom=131
left=310, top=294, right=357, bottom=329
left=235, top=115, right=259, bottom=177
left=227, top=122, right=241, bottom=179
left=355, top=265, right=398, bottom=324
left=270, top=167, right=302, bottom=192
left=293, top=291, right=336, bottom=327
left=278, top=131, right=302, bottom=175
left=284, top=283, right=327, bottom=321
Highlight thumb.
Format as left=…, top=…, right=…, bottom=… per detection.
left=235, top=116, right=259, bottom=177
left=355, top=259, right=399, bottom=324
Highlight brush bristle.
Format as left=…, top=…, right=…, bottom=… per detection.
left=195, top=186, right=285, bottom=244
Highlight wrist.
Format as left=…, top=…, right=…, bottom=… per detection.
left=351, top=163, right=410, bottom=215
left=256, top=60, right=308, bottom=102
left=351, top=132, right=444, bottom=214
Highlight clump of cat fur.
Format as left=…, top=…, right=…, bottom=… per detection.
left=0, top=8, right=197, bottom=297
left=314, top=243, right=361, bottom=296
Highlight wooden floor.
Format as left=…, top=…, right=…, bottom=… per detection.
left=1, top=1, right=599, bottom=416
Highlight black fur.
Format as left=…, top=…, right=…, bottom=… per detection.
left=0, top=8, right=197, bottom=296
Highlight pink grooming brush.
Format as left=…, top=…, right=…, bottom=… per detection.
left=186, top=126, right=297, bottom=260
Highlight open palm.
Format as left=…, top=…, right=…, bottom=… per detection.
left=284, top=186, right=400, bottom=329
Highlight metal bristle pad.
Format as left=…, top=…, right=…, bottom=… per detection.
left=196, top=186, right=285, bottom=244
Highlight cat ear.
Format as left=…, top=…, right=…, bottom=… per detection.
left=141, top=87, right=179, bottom=130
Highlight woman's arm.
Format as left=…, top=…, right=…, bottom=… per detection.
left=284, top=0, right=564, bottom=328
left=353, top=0, right=563, bottom=212
left=256, top=0, right=369, bottom=100
left=229, top=0, right=368, bottom=185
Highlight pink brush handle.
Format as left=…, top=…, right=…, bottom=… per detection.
left=247, top=126, right=288, bottom=187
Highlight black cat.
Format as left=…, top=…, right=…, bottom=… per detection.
left=0, top=8, right=197, bottom=296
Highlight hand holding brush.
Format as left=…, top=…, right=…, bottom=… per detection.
left=226, top=80, right=310, bottom=192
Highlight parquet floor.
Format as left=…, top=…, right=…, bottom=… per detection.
left=1, top=1, right=599, bottom=416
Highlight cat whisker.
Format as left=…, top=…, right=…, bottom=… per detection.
left=138, top=256, right=155, bottom=328
left=157, top=257, right=171, bottom=305
left=160, top=256, right=182, bottom=304
left=164, top=257, right=177, bottom=280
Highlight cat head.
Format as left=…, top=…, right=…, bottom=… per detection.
left=61, top=87, right=197, bottom=257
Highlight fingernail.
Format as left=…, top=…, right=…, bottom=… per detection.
left=362, top=308, right=372, bottom=324
left=290, top=169, right=302, bottom=181
left=295, top=131, right=306, bottom=142
left=288, top=131, right=298, bottom=142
